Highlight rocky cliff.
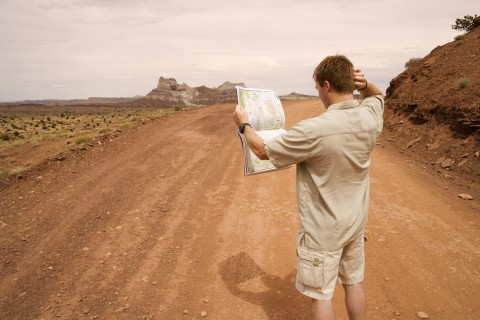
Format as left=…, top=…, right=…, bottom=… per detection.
left=142, top=77, right=246, bottom=107
left=383, top=23, right=480, bottom=189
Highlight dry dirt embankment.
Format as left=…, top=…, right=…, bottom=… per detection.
left=1, top=101, right=479, bottom=320
left=384, top=25, right=480, bottom=200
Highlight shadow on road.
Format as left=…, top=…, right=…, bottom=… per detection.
left=219, top=252, right=309, bottom=319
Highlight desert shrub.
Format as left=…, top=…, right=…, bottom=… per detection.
left=454, top=34, right=465, bottom=41
left=404, top=57, right=422, bottom=69
left=47, top=116, right=51, bottom=122
left=174, top=107, right=182, bottom=111
left=13, top=131, right=20, bottom=137
left=457, top=78, right=470, bottom=89
left=75, top=136, right=93, bottom=145
left=452, top=15, right=478, bottom=32
left=0, top=170, right=10, bottom=179
left=0, top=133, right=10, bottom=141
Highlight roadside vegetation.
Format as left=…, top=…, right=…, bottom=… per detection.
left=0, top=105, right=180, bottom=178
left=404, top=57, right=422, bottom=69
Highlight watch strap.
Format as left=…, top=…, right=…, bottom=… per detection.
left=239, top=123, right=252, bottom=134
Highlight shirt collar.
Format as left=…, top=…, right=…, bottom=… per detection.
left=327, top=100, right=359, bottom=111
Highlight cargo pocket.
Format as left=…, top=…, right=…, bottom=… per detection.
left=297, top=245, right=324, bottom=289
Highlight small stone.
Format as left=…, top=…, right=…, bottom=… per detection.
left=426, top=141, right=440, bottom=150
left=183, top=309, right=189, bottom=314
left=440, top=158, right=453, bottom=168
left=200, top=311, right=208, bottom=317
left=406, top=137, right=421, bottom=148
left=18, top=291, right=27, bottom=298
left=115, top=226, right=123, bottom=230
left=82, top=247, right=89, bottom=251
left=435, top=156, right=446, bottom=164
left=203, top=299, right=209, bottom=303
left=115, top=306, right=127, bottom=313
left=458, top=193, right=473, bottom=200
left=395, top=310, right=401, bottom=315
left=82, top=309, right=90, bottom=314
left=457, top=158, right=468, bottom=167
left=416, top=311, right=429, bottom=319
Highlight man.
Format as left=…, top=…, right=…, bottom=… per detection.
left=233, top=55, right=384, bottom=320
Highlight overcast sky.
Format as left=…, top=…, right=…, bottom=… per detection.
left=0, top=0, right=478, bottom=101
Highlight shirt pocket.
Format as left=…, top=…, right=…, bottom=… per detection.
left=297, top=245, right=324, bottom=289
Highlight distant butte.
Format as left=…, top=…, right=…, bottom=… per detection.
left=138, top=77, right=246, bottom=107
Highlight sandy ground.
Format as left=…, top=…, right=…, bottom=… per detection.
left=1, top=101, right=479, bottom=320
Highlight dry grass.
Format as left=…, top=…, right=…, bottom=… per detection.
left=0, top=105, right=179, bottom=177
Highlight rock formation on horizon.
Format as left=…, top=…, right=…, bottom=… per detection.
left=143, top=77, right=246, bottom=107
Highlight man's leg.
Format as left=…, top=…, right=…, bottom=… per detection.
left=311, top=298, right=335, bottom=320
left=343, top=283, right=366, bottom=320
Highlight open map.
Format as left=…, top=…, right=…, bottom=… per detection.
left=236, top=87, right=285, bottom=131
left=236, top=87, right=290, bottom=175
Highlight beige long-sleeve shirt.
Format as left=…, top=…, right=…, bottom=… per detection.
left=264, top=96, right=384, bottom=251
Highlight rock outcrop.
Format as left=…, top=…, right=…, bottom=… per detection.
left=280, top=92, right=317, bottom=100
left=383, top=25, right=480, bottom=189
left=143, top=77, right=246, bottom=107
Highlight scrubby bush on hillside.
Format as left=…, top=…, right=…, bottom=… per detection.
left=75, top=136, right=93, bottom=145
left=454, top=34, right=465, bottom=41
left=404, top=57, right=422, bottom=69
left=457, top=78, right=470, bottom=89
left=452, top=15, right=478, bottom=32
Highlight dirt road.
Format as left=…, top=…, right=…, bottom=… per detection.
left=1, top=101, right=479, bottom=320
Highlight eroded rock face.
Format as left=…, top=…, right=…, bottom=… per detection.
left=145, top=77, right=245, bottom=106
left=383, top=26, right=480, bottom=188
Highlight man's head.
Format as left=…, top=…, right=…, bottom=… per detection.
left=313, top=55, right=355, bottom=94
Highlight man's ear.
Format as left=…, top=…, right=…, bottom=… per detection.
left=324, top=80, right=331, bottom=92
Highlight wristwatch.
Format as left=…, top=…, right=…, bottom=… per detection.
left=238, top=123, right=252, bottom=134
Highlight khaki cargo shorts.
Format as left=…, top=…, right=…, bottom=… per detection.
left=295, top=235, right=365, bottom=300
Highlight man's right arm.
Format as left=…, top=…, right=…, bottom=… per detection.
left=354, top=69, right=383, bottom=98
left=358, top=81, right=383, bottom=99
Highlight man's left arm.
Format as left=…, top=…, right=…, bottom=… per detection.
left=234, top=104, right=269, bottom=160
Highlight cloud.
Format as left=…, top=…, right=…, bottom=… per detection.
left=38, top=2, right=71, bottom=10
left=1, top=0, right=480, bottom=100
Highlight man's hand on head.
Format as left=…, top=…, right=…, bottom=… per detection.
left=354, top=69, right=367, bottom=91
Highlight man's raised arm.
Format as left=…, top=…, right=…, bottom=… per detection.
left=354, top=69, right=383, bottom=98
